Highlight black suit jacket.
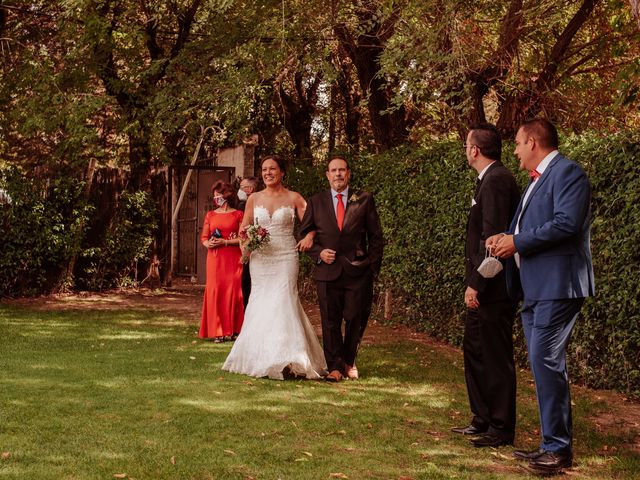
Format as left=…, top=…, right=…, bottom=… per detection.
left=300, top=190, right=383, bottom=282
left=465, top=161, right=520, bottom=303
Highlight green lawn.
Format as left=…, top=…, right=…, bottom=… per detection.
left=0, top=305, right=638, bottom=479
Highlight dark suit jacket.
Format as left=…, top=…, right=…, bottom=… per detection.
left=299, top=190, right=383, bottom=282
left=466, top=161, right=520, bottom=304
left=508, top=153, right=595, bottom=301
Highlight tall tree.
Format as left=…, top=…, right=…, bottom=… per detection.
left=631, top=0, right=640, bottom=27
left=332, top=0, right=414, bottom=150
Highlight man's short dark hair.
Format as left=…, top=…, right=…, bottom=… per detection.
left=241, top=176, right=258, bottom=187
left=326, top=157, right=351, bottom=171
left=519, top=118, right=559, bottom=149
left=468, top=123, right=502, bottom=161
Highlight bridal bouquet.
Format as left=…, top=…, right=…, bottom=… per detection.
left=239, top=223, right=270, bottom=263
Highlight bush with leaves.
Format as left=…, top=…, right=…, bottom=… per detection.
left=286, top=134, right=640, bottom=397
left=0, top=168, right=92, bottom=296
left=74, top=191, right=157, bottom=291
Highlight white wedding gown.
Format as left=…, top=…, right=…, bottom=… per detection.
left=222, top=205, right=327, bottom=380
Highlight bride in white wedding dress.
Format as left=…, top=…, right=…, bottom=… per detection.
left=222, top=155, right=327, bottom=380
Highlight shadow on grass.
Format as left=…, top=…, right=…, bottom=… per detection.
left=0, top=304, right=638, bottom=479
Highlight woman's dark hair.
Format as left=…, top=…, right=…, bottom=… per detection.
left=260, top=154, right=287, bottom=176
left=468, top=123, right=502, bottom=161
left=212, top=180, right=238, bottom=208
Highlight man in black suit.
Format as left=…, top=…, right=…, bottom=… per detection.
left=237, top=176, right=258, bottom=309
left=451, top=123, right=520, bottom=447
left=300, top=157, right=384, bottom=382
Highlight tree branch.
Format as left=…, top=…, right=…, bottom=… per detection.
left=536, top=0, right=600, bottom=91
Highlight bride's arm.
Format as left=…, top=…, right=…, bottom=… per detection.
left=241, top=194, right=257, bottom=230
left=294, top=192, right=315, bottom=252
left=239, top=194, right=257, bottom=255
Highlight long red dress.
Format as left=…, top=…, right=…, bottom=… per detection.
left=199, top=209, right=244, bottom=339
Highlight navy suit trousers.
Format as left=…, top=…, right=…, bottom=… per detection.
left=521, top=297, right=584, bottom=454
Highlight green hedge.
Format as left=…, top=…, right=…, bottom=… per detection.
left=0, top=170, right=91, bottom=295
left=0, top=169, right=156, bottom=295
left=287, top=134, right=640, bottom=397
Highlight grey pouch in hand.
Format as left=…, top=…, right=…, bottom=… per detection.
left=477, top=247, right=503, bottom=278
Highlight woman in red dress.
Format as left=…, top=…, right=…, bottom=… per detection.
left=199, top=181, right=244, bottom=342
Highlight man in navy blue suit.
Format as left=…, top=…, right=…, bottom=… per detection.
left=488, top=119, right=595, bottom=475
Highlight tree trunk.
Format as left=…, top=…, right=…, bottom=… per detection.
left=496, top=0, right=598, bottom=135
left=333, top=5, right=410, bottom=151
left=630, top=0, right=640, bottom=28
left=274, top=67, right=321, bottom=165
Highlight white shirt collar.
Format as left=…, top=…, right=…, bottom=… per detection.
left=477, top=161, right=496, bottom=181
left=331, top=187, right=349, bottom=199
left=535, top=150, right=558, bottom=175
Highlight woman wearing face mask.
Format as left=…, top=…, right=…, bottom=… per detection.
left=199, top=181, right=244, bottom=342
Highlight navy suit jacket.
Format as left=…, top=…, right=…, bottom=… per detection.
left=508, top=153, right=595, bottom=301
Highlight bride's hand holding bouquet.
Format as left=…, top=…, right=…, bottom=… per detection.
left=239, top=223, right=270, bottom=263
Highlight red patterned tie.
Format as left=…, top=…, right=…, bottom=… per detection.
left=529, top=169, right=541, bottom=180
left=336, top=193, right=345, bottom=230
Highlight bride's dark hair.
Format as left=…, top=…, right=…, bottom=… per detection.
left=260, top=154, right=287, bottom=177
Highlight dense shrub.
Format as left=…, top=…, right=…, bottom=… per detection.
left=286, top=134, right=640, bottom=397
left=567, top=133, right=640, bottom=394
left=0, top=169, right=157, bottom=296
left=0, top=169, right=92, bottom=295
left=74, top=190, right=157, bottom=291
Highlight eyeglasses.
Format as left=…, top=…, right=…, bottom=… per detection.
left=463, top=143, right=477, bottom=149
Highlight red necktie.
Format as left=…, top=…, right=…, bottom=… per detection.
left=529, top=169, right=541, bottom=180
left=336, top=193, right=345, bottom=230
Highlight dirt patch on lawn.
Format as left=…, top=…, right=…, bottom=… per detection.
left=3, top=286, right=639, bottom=454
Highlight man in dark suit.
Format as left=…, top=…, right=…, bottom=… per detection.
left=451, top=123, right=520, bottom=448
left=237, top=176, right=258, bottom=309
left=489, top=119, right=595, bottom=475
left=299, top=157, right=383, bottom=382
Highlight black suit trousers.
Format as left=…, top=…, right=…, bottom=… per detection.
left=316, top=270, right=373, bottom=372
left=463, top=300, right=517, bottom=437
left=241, top=263, right=251, bottom=309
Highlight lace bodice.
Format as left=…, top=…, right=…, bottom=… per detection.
left=253, top=205, right=295, bottom=238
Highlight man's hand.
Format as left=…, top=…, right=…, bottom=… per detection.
left=493, top=234, right=516, bottom=258
left=465, top=286, right=479, bottom=310
left=486, top=233, right=502, bottom=249
left=319, top=248, right=336, bottom=264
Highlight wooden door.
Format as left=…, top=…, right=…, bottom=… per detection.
left=174, top=168, right=231, bottom=283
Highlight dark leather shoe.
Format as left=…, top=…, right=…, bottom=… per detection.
left=471, top=433, right=514, bottom=448
left=451, top=424, right=487, bottom=435
left=513, top=447, right=546, bottom=460
left=528, top=451, right=573, bottom=474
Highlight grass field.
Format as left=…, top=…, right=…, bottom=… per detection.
left=0, top=303, right=638, bottom=479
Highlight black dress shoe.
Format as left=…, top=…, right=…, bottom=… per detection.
left=513, top=447, right=546, bottom=460
left=451, top=425, right=487, bottom=435
left=470, top=433, right=514, bottom=448
left=528, top=451, right=573, bottom=474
